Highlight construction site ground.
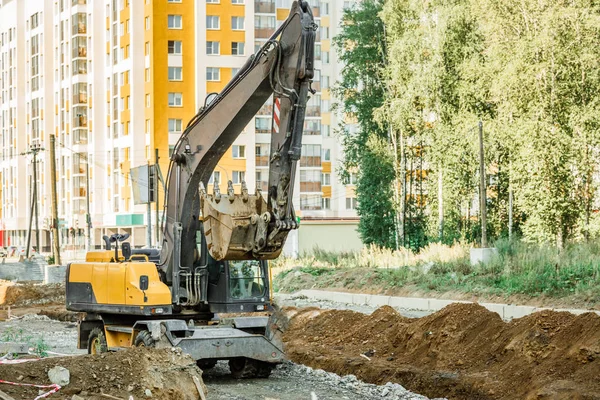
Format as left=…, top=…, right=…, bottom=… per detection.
left=2, top=280, right=600, bottom=399
left=0, top=281, right=435, bottom=400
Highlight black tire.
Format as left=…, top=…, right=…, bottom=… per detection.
left=196, top=359, right=218, bottom=370
left=134, top=330, right=155, bottom=347
left=229, top=358, right=274, bottom=379
left=87, top=327, right=108, bottom=355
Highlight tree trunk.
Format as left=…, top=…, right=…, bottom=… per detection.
left=438, top=169, right=443, bottom=242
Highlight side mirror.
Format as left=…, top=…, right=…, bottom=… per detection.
left=121, top=242, right=132, bottom=261
left=139, top=275, right=149, bottom=291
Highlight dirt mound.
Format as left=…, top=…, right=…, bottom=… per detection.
left=0, top=348, right=207, bottom=400
left=283, top=303, right=600, bottom=400
left=0, top=281, right=65, bottom=306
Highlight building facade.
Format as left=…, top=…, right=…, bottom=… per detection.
left=0, top=0, right=360, bottom=256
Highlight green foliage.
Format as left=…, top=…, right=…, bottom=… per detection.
left=360, top=0, right=600, bottom=248
left=333, top=0, right=396, bottom=248
left=274, top=241, right=600, bottom=300
left=0, top=328, right=48, bottom=358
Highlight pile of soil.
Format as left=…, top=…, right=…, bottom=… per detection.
left=0, top=348, right=207, bottom=400
left=0, top=281, right=65, bottom=307
left=282, top=303, right=600, bottom=400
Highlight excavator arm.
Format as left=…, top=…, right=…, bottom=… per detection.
left=159, top=1, right=316, bottom=291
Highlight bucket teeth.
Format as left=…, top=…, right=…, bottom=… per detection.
left=213, top=181, right=221, bottom=203
left=227, top=180, right=235, bottom=202
left=241, top=181, right=249, bottom=202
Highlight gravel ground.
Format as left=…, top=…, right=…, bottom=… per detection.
left=0, top=311, right=440, bottom=400
left=204, top=361, right=441, bottom=400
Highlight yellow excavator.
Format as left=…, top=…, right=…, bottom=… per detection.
left=65, top=2, right=316, bottom=378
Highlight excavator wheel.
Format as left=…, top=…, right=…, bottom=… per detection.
left=228, top=358, right=274, bottom=379
left=134, top=330, right=156, bottom=347
left=197, top=359, right=218, bottom=370
left=87, top=327, right=108, bottom=355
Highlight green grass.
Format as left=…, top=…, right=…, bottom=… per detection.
left=273, top=239, right=600, bottom=301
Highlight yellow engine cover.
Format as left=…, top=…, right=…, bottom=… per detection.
left=66, top=260, right=172, bottom=314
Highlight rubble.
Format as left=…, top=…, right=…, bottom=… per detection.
left=0, top=348, right=207, bottom=400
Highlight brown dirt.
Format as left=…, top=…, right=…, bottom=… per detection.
left=0, top=280, right=65, bottom=307
left=0, top=348, right=207, bottom=400
left=282, top=303, right=600, bottom=400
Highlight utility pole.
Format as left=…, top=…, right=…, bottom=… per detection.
left=85, top=155, right=92, bottom=251
left=49, top=135, right=61, bottom=265
left=478, top=121, right=488, bottom=248
left=22, top=143, right=44, bottom=258
left=155, top=149, right=160, bottom=247
left=50, top=135, right=60, bottom=265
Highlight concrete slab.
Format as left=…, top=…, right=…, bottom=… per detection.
left=388, top=296, right=429, bottom=310
left=503, top=305, right=537, bottom=320
left=479, top=302, right=507, bottom=319
left=364, top=295, right=390, bottom=307
left=428, top=299, right=470, bottom=311
left=352, top=294, right=368, bottom=304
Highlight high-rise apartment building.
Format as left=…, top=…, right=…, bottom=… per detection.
left=0, top=0, right=361, bottom=255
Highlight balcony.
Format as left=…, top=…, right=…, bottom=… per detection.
left=306, top=106, right=320, bottom=117
left=256, top=155, right=269, bottom=167
left=255, top=1, right=275, bottom=13
left=255, top=27, right=275, bottom=39
left=300, top=156, right=321, bottom=167
left=300, top=181, right=321, bottom=192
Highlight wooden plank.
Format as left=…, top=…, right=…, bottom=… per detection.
left=0, top=389, right=16, bottom=400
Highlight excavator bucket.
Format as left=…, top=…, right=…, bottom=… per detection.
left=201, top=182, right=282, bottom=261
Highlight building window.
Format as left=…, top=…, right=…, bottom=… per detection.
left=206, top=41, right=220, bottom=55
left=168, top=66, right=183, bottom=81
left=206, top=15, right=220, bottom=30
left=300, top=194, right=322, bottom=210
left=168, top=40, right=182, bottom=55
left=168, top=92, right=183, bottom=107
left=209, top=171, right=221, bottom=184
left=207, top=0, right=219, bottom=3
left=206, top=67, right=220, bottom=81
left=300, top=144, right=321, bottom=167
left=232, top=0, right=244, bottom=3
left=168, top=0, right=182, bottom=2
left=232, top=145, right=246, bottom=158
left=145, top=68, right=150, bottom=82
left=145, top=119, right=150, bottom=133
left=232, top=171, right=245, bottom=184
left=322, top=125, right=330, bottom=137
left=168, top=118, right=183, bottom=133
left=145, top=42, right=150, bottom=55
left=145, top=16, right=149, bottom=30
left=145, top=94, right=150, bottom=107
left=168, top=15, right=182, bottom=29
left=231, top=16, right=244, bottom=30
left=345, top=172, right=358, bottom=185
left=322, top=173, right=331, bottom=186
left=322, top=197, right=331, bottom=210
left=346, top=197, right=358, bottom=210
left=232, top=42, right=245, bottom=56
left=322, top=148, right=331, bottom=161
left=232, top=67, right=240, bottom=76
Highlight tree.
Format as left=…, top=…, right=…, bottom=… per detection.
left=332, top=0, right=396, bottom=248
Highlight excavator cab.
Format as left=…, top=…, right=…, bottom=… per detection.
left=194, top=222, right=272, bottom=313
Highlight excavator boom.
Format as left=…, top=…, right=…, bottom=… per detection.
left=160, top=2, right=316, bottom=286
